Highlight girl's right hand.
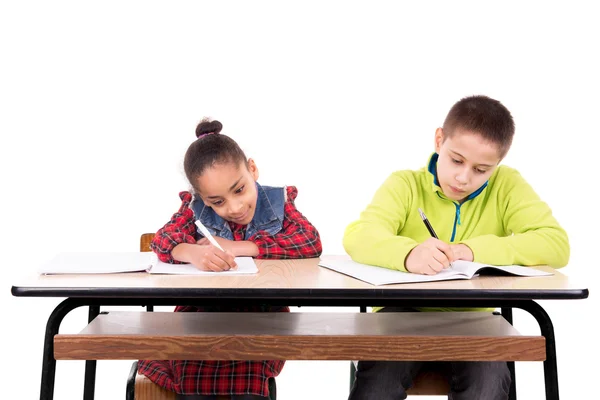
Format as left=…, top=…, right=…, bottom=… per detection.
left=173, top=243, right=237, bottom=271
left=189, top=244, right=237, bottom=271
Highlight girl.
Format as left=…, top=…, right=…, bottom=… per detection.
left=137, top=118, right=322, bottom=400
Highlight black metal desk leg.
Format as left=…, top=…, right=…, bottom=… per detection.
left=501, top=307, right=517, bottom=400
left=83, top=306, right=100, bottom=400
left=518, top=301, right=559, bottom=400
left=40, top=299, right=85, bottom=400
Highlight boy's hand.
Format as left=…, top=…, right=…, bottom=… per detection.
left=405, top=238, right=455, bottom=275
left=449, top=243, right=474, bottom=262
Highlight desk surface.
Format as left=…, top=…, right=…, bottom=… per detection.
left=12, top=257, right=588, bottom=301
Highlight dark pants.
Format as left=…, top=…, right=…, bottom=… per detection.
left=348, top=307, right=511, bottom=400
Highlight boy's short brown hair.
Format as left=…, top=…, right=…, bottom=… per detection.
left=443, top=95, right=515, bottom=158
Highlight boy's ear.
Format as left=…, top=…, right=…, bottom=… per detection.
left=434, top=128, right=444, bottom=153
left=247, top=158, right=259, bottom=181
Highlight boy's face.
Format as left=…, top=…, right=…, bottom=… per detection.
left=196, top=159, right=260, bottom=225
left=434, top=128, right=502, bottom=202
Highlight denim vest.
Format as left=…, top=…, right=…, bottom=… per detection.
left=189, top=183, right=285, bottom=240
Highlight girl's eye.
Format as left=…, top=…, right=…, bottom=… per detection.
left=212, top=200, right=224, bottom=206
left=475, top=169, right=487, bottom=174
left=235, top=185, right=245, bottom=194
left=452, top=158, right=462, bottom=164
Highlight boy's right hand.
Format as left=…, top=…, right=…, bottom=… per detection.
left=405, top=238, right=454, bottom=275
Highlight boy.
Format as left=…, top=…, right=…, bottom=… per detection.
left=343, top=95, right=569, bottom=400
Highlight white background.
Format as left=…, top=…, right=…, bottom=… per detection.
left=1, top=1, right=598, bottom=399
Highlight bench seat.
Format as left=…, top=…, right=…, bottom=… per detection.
left=54, top=311, right=545, bottom=362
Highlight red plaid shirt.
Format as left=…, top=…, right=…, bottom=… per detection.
left=138, top=186, right=321, bottom=396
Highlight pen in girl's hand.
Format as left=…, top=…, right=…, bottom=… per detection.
left=195, top=220, right=225, bottom=251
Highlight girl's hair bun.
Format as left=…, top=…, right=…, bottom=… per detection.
left=195, top=118, right=223, bottom=139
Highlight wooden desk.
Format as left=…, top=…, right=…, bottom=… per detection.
left=12, top=258, right=588, bottom=400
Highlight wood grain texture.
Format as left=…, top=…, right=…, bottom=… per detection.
left=16, top=257, right=581, bottom=293
left=140, top=233, right=155, bottom=253
left=54, top=311, right=545, bottom=362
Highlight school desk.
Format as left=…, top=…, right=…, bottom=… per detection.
left=12, top=257, right=588, bottom=400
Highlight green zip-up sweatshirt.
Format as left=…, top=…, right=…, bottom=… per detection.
left=343, top=154, right=570, bottom=276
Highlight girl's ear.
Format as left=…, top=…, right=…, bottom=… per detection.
left=196, top=193, right=212, bottom=208
left=247, top=158, right=259, bottom=181
left=201, top=199, right=212, bottom=208
left=434, top=128, right=444, bottom=153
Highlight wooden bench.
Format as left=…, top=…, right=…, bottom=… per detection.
left=55, top=311, right=544, bottom=361
left=56, top=310, right=544, bottom=398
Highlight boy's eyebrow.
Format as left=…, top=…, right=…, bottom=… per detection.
left=206, top=176, right=244, bottom=199
left=450, top=150, right=494, bottom=168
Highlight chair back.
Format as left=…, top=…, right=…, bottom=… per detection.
left=140, top=233, right=155, bottom=252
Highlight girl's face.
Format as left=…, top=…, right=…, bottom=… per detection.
left=196, top=159, right=259, bottom=225
left=434, top=127, right=501, bottom=203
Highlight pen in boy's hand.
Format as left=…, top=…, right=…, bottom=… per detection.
left=194, top=220, right=225, bottom=251
left=418, top=208, right=439, bottom=239
left=418, top=207, right=455, bottom=268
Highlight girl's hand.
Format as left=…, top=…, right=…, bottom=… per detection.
left=196, top=236, right=230, bottom=248
left=405, top=237, right=455, bottom=275
left=187, top=244, right=237, bottom=271
left=196, top=237, right=259, bottom=257
left=172, top=242, right=237, bottom=271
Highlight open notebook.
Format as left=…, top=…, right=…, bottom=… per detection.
left=318, top=255, right=552, bottom=286
left=38, top=252, right=257, bottom=275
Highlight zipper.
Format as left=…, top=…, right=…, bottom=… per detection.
left=450, top=203, right=462, bottom=242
